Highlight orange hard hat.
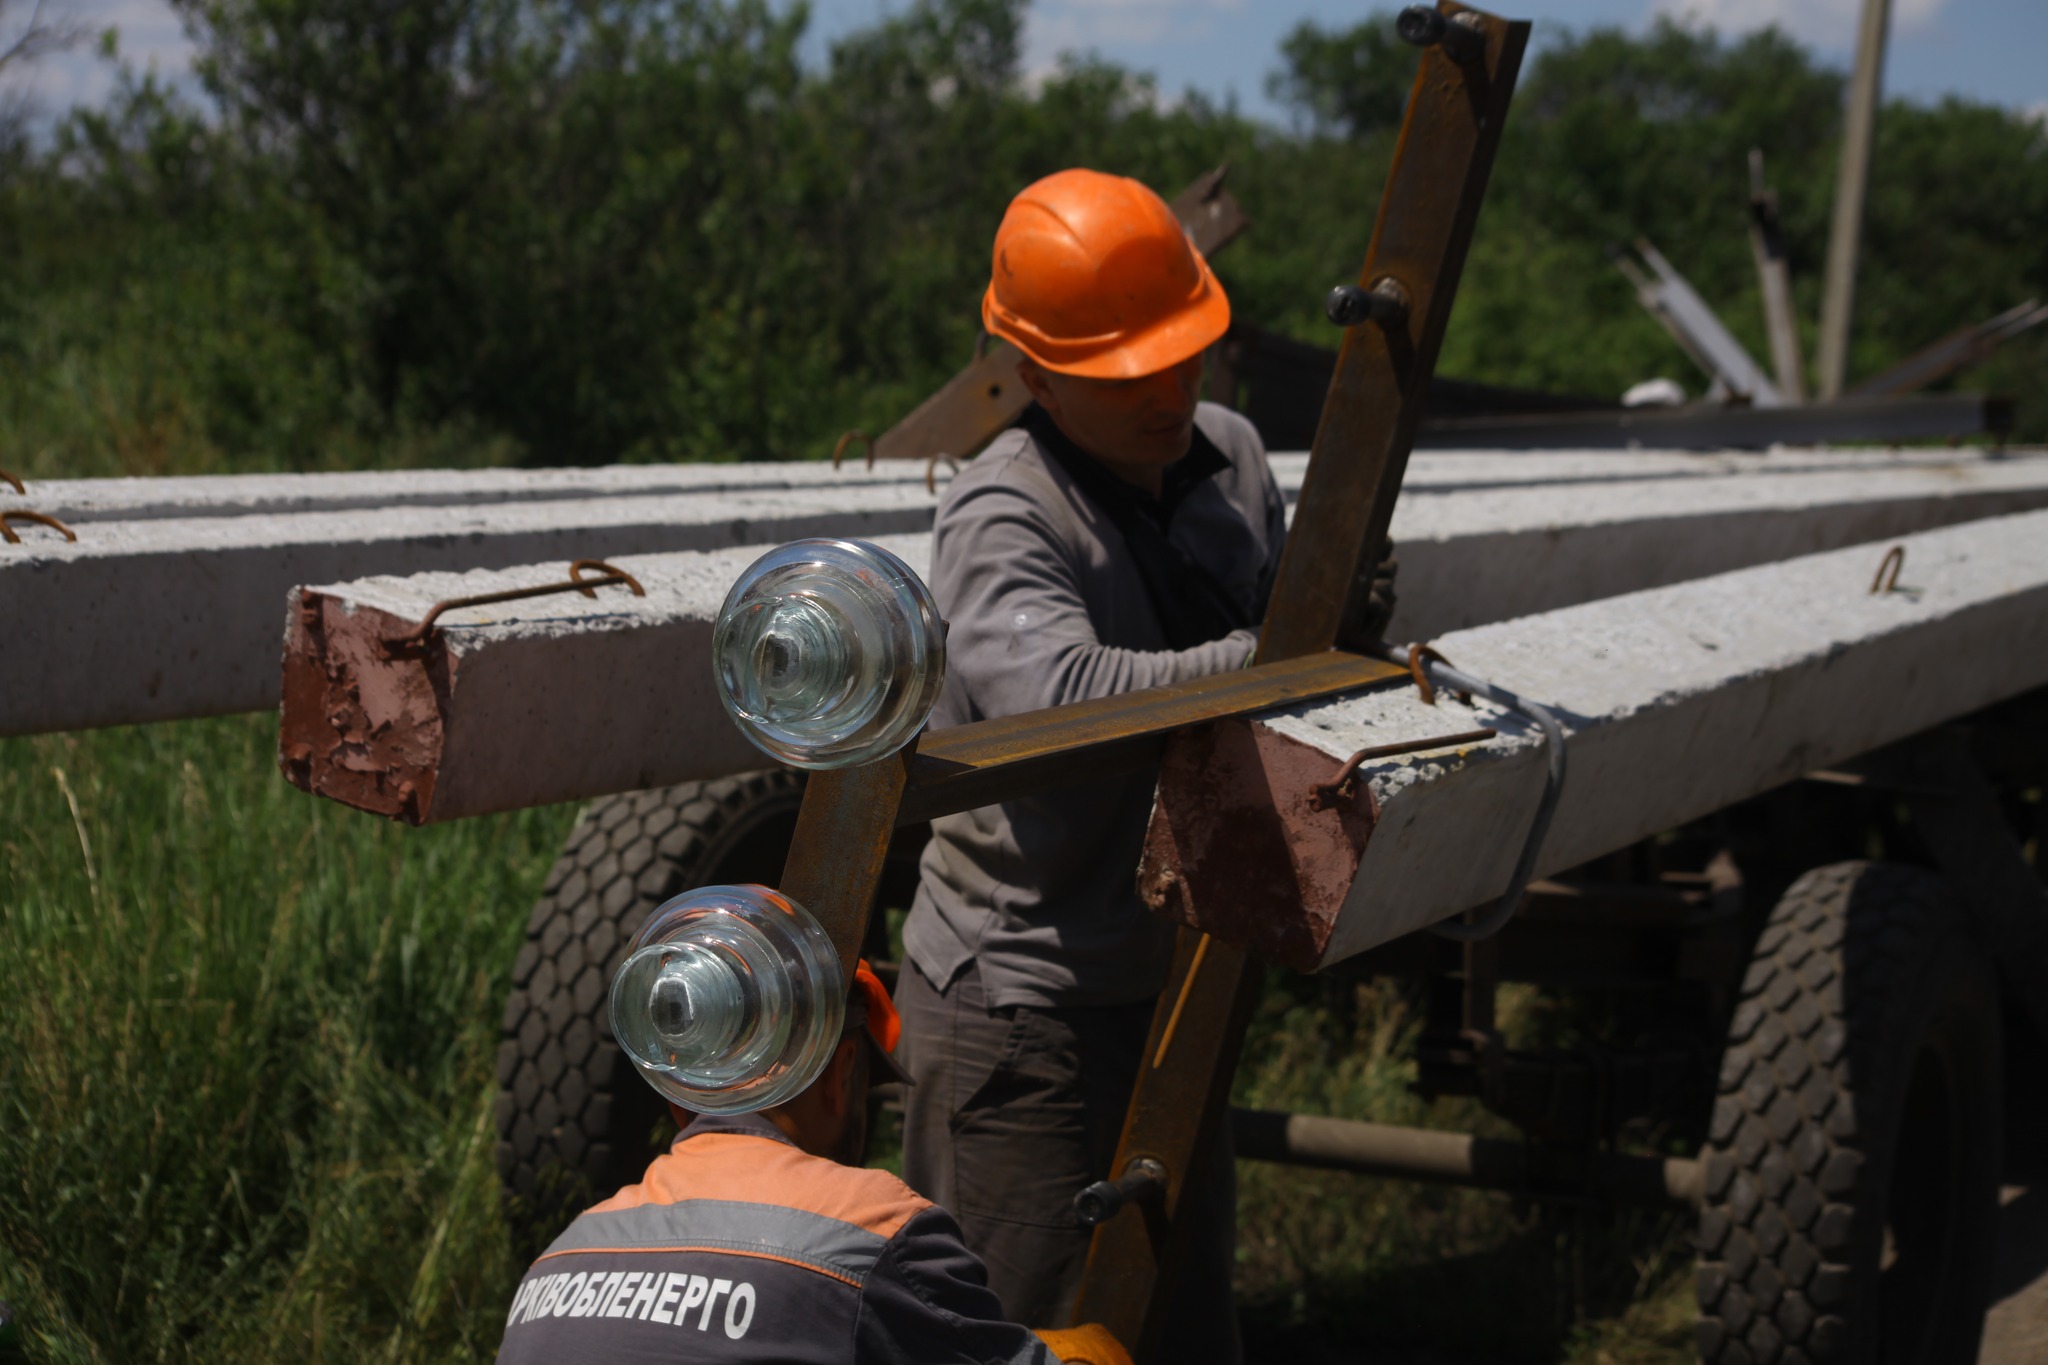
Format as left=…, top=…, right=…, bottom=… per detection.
left=982, top=169, right=1231, bottom=380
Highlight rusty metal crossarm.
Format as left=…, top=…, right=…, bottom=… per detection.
left=1260, top=5, right=1528, bottom=664
left=1072, top=6, right=1531, bottom=1355
left=898, top=652, right=1407, bottom=825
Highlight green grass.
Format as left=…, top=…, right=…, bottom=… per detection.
left=1, top=718, right=1693, bottom=1363
left=0, top=716, right=576, bottom=1363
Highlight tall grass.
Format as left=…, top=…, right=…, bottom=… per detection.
left=0, top=717, right=575, bottom=1363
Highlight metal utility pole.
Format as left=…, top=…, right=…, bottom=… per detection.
left=1748, top=150, right=1808, bottom=404
left=1815, top=0, right=1892, bottom=400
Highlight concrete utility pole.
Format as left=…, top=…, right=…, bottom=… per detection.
left=275, top=457, right=2048, bottom=824
left=1144, top=507, right=2048, bottom=969
left=1816, top=0, right=1892, bottom=400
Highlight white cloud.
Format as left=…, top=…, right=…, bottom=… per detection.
left=2026, top=99, right=2048, bottom=127
left=1649, top=0, right=1948, bottom=51
left=9, top=0, right=197, bottom=123
left=1026, top=0, right=1241, bottom=62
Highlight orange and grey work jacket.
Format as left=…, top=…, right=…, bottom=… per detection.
left=494, top=1111, right=1056, bottom=1364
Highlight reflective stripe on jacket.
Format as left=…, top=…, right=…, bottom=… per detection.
left=495, top=1111, right=1054, bottom=1364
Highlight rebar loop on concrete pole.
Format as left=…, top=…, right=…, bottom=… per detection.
left=1816, top=0, right=1892, bottom=401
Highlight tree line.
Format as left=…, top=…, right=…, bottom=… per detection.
left=1, top=0, right=2042, bottom=478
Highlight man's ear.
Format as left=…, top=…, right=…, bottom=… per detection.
left=1015, top=357, right=1058, bottom=416
left=824, top=1035, right=862, bottom=1120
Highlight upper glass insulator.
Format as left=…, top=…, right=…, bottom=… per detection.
left=608, top=884, right=845, bottom=1115
left=712, top=539, right=945, bottom=769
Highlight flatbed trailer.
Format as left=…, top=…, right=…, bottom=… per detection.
left=273, top=7, right=2045, bottom=1362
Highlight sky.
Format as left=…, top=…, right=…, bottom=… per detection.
left=10, top=0, right=2047, bottom=131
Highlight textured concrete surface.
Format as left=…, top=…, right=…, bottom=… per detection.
left=276, top=463, right=2048, bottom=823
left=5, top=458, right=939, bottom=525
left=1165, top=507, right=2048, bottom=967
left=11, top=450, right=2048, bottom=736
left=1384, top=456, right=2048, bottom=637
left=279, top=535, right=931, bottom=822
left=1, top=485, right=943, bottom=735
left=9, top=443, right=2022, bottom=522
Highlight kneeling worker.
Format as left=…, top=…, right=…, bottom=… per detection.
left=496, top=959, right=1128, bottom=1364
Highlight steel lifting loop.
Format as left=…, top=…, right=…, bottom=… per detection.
left=1404, top=642, right=1469, bottom=706
left=972, top=330, right=994, bottom=364
left=0, top=467, right=23, bottom=495
left=0, top=510, right=77, bottom=544
left=1376, top=643, right=1569, bottom=944
left=832, top=430, right=876, bottom=471
left=386, top=558, right=647, bottom=654
left=1870, top=544, right=1906, bottom=595
left=923, top=453, right=960, bottom=496
left=566, top=558, right=646, bottom=599
left=1308, top=728, right=1499, bottom=811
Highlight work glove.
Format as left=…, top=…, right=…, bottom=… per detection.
left=1034, top=1324, right=1133, bottom=1365
left=1340, top=535, right=1399, bottom=648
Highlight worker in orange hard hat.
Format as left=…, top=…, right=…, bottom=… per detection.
left=981, top=167, right=1234, bottom=498
left=893, top=168, right=1331, bottom=1365
left=983, top=168, right=1232, bottom=380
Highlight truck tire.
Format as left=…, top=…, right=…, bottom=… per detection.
left=1695, top=861, right=2002, bottom=1365
left=494, top=770, right=806, bottom=1241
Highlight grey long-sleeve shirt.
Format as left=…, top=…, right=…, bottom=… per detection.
left=902, top=402, right=1286, bottom=1008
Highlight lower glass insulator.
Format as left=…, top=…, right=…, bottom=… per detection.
left=608, top=884, right=844, bottom=1115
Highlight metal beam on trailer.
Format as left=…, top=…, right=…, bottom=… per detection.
left=267, top=456, right=2048, bottom=823
left=1847, top=299, right=2048, bottom=399
left=1138, top=507, right=2048, bottom=971
left=1614, top=239, right=1782, bottom=406
left=1229, top=1108, right=1702, bottom=1210
left=1747, top=150, right=1808, bottom=404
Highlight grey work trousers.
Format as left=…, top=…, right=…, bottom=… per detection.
left=896, top=957, right=1242, bottom=1363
